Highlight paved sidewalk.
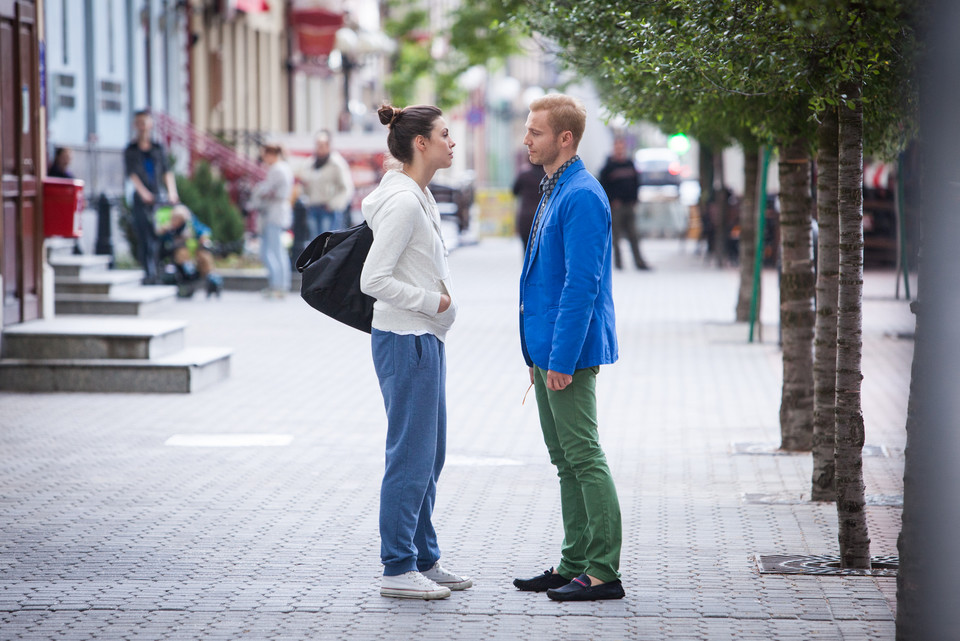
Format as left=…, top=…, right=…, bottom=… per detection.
left=0, top=238, right=914, bottom=640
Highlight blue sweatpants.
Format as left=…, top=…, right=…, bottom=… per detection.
left=371, top=329, right=446, bottom=576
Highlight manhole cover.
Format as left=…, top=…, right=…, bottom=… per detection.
left=757, top=554, right=898, bottom=576
left=732, top=442, right=888, bottom=457
left=742, top=493, right=903, bottom=507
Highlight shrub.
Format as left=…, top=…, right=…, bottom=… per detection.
left=176, top=162, right=245, bottom=255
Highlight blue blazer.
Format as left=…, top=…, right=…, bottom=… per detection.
left=519, top=159, right=619, bottom=374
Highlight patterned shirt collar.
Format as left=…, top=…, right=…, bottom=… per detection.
left=539, top=155, right=580, bottom=200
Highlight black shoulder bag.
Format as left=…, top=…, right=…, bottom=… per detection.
left=295, top=221, right=375, bottom=333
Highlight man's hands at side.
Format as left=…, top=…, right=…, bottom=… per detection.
left=528, top=366, right=573, bottom=391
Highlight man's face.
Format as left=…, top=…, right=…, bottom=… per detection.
left=135, top=114, right=153, bottom=137
left=523, top=110, right=561, bottom=169
left=314, top=137, right=330, bottom=158
left=613, top=139, right=627, bottom=160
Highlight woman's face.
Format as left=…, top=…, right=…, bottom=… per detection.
left=422, top=117, right=455, bottom=170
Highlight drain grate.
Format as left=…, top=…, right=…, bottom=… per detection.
left=757, top=554, right=898, bottom=576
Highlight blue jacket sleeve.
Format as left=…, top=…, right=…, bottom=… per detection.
left=549, top=187, right=609, bottom=374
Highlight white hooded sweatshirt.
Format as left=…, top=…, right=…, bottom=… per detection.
left=359, top=170, right=457, bottom=341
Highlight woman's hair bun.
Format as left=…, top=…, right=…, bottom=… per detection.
left=377, top=105, right=402, bottom=127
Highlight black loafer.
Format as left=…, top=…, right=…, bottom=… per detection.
left=546, top=574, right=625, bottom=601
left=513, top=568, right=571, bottom=592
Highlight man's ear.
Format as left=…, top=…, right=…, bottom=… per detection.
left=560, top=130, right=574, bottom=148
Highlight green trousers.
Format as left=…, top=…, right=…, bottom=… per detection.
left=534, top=365, right=622, bottom=582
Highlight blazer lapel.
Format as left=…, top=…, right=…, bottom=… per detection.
left=526, top=161, right=582, bottom=267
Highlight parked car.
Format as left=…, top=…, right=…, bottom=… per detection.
left=634, top=148, right=684, bottom=186
left=429, top=174, right=475, bottom=233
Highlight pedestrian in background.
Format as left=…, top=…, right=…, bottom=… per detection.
left=359, top=103, right=471, bottom=600
left=124, top=109, right=179, bottom=284
left=599, top=138, right=649, bottom=270
left=249, top=143, right=293, bottom=298
left=514, top=93, right=625, bottom=602
left=48, top=147, right=74, bottom=179
left=512, top=154, right=545, bottom=248
left=298, top=130, right=355, bottom=234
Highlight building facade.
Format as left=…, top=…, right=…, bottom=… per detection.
left=1, top=0, right=44, bottom=326
left=44, top=0, right=190, bottom=197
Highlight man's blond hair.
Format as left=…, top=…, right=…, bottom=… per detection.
left=529, top=94, right=587, bottom=148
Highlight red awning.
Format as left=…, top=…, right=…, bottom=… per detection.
left=290, top=8, right=344, bottom=58
left=236, top=0, right=270, bottom=13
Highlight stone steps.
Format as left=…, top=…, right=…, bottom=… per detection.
left=0, top=316, right=232, bottom=394
left=1, top=317, right=187, bottom=360
left=48, top=253, right=112, bottom=278
left=54, top=286, right=178, bottom=316
left=48, top=254, right=177, bottom=316
left=0, top=347, right=232, bottom=393
left=55, top=270, right=144, bottom=295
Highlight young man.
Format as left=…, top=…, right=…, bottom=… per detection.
left=124, top=109, right=179, bottom=284
left=599, top=138, right=649, bottom=270
left=514, top=94, right=624, bottom=601
left=297, top=130, right=355, bottom=235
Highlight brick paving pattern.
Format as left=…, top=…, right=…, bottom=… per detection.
left=0, top=238, right=913, bottom=640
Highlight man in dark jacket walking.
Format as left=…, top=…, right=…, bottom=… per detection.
left=599, top=139, right=649, bottom=270
left=124, top=109, right=179, bottom=283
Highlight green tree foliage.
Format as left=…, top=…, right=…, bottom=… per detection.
left=383, top=0, right=523, bottom=109
left=175, top=162, right=245, bottom=253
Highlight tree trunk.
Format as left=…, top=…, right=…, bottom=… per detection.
left=835, top=80, right=870, bottom=568
left=736, top=146, right=760, bottom=322
left=777, top=137, right=815, bottom=451
left=811, top=108, right=840, bottom=501
left=713, top=152, right=728, bottom=267
left=698, top=143, right=714, bottom=258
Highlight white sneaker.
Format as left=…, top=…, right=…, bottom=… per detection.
left=380, top=571, right=451, bottom=600
left=421, top=561, right=474, bottom=591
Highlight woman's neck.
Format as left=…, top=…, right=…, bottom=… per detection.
left=400, top=163, right=434, bottom=192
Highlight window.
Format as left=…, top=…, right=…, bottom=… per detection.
left=100, top=80, right=123, bottom=112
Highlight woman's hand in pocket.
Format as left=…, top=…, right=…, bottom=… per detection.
left=438, top=294, right=451, bottom=313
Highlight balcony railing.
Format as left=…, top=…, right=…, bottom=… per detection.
left=153, top=112, right=267, bottom=189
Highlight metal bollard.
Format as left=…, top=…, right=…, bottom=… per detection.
left=95, top=193, right=114, bottom=265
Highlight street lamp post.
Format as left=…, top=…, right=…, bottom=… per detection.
left=335, top=27, right=359, bottom=132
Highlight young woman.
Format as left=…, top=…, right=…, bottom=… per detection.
left=250, top=143, right=294, bottom=298
left=360, top=104, right=471, bottom=600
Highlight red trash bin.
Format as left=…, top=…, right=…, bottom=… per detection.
left=43, top=177, right=85, bottom=238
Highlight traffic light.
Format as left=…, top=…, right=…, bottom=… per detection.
left=668, top=133, right=691, bottom=156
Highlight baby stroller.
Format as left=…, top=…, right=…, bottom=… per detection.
left=155, top=205, right=224, bottom=298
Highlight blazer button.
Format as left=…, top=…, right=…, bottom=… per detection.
left=520, top=303, right=524, bottom=314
